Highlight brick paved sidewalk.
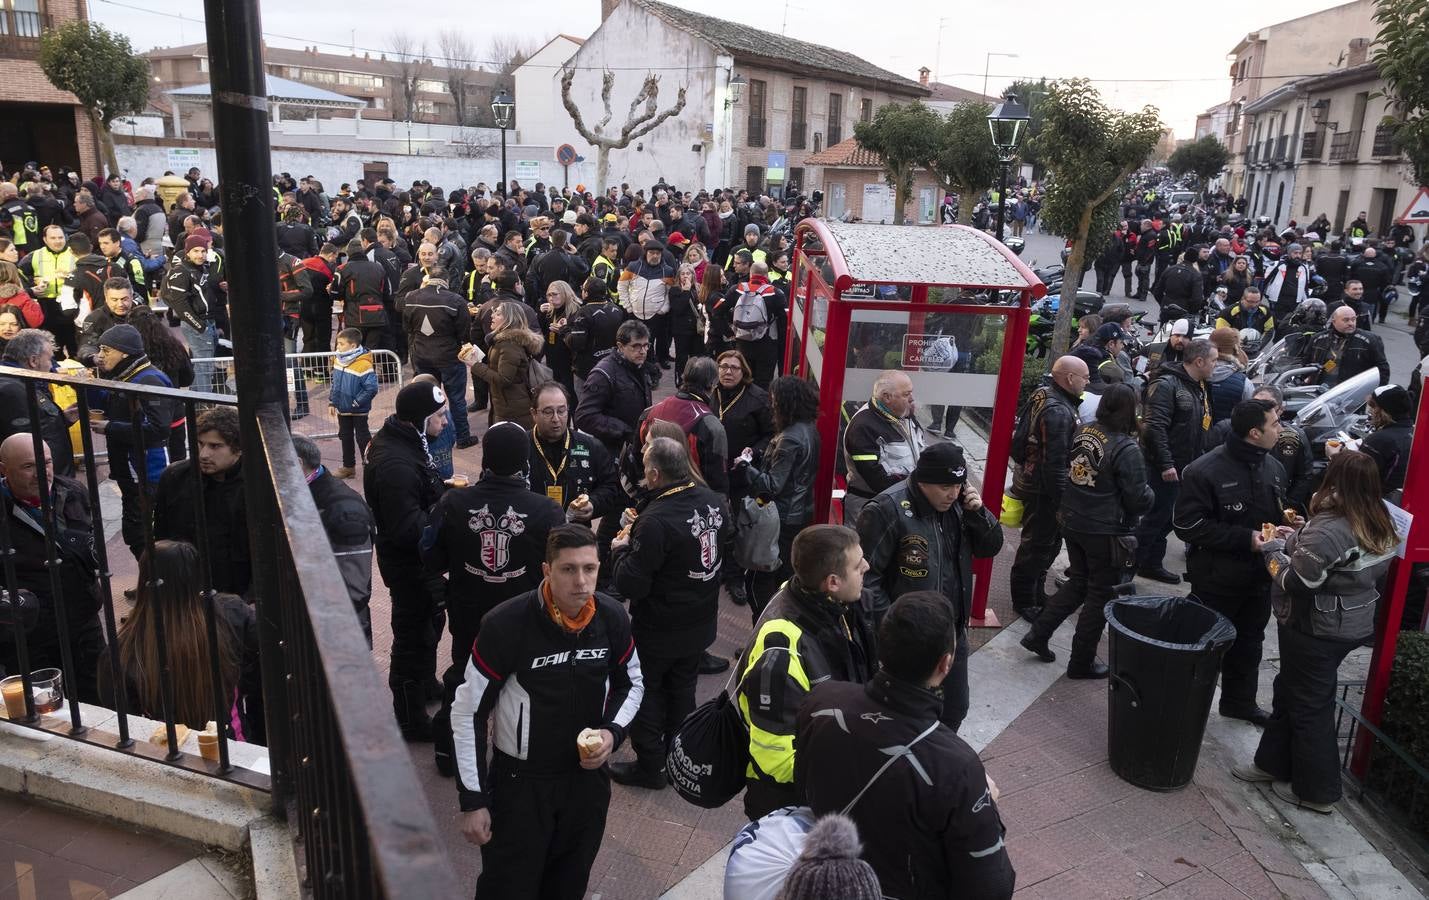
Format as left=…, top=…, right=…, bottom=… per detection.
left=988, top=676, right=1329, bottom=899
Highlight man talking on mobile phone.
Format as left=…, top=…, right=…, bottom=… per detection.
left=855, top=442, right=1004, bottom=731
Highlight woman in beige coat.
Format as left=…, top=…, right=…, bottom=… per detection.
left=469, top=300, right=543, bottom=430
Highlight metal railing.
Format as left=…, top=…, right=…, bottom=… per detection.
left=1372, top=123, right=1399, bottom=157
left=0, top=369, right=263, bottom=787
left=747, top=115, right=767, bottom=148
left=0, top=366, right=458, bottom=896
left=1335, top=680, right=1429, bottom=848
left=0, top=10, right=49, bottom=57
left=188, top=350, right=404, bottom=440
left=1274, top=135, right=1290, bottom=161
left=1330, top=130, right=1361, bottom=162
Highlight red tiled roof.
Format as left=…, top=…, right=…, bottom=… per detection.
left=802, top=138, right=884, bottom=167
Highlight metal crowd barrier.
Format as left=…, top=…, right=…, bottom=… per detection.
left=187, top=350, right=404, bottom=440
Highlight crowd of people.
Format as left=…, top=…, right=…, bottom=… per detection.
left=0, top=157, right=1420, bottom=899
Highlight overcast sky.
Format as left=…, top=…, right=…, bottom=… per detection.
left=93, top=0, right=1360, bottom=135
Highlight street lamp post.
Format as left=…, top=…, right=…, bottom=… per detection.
left=491, top=90, right=514, bottom=198
left=987, top=91, right=1030, bottom=244
left=983, top=51, right=1019, bottom=102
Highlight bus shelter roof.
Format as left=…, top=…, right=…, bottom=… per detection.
left=809, top=220, right=1042, bottom=293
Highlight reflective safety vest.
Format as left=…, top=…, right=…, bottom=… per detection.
left=737, top=617, right=814, bottom=784
left=29, top=248, right=76, bottom=299
left=1166, top=222, right=1184, bottom=249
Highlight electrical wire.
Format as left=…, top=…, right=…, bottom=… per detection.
left=95, top=0, right=1373, bottom=83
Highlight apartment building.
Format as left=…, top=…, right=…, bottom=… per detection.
left=145, top=42, right=505, bottom=128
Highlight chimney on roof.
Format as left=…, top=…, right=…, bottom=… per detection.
left=918, top=67, right=930, bottom=86
left=601, top=0, right=620, bottom=21
left=1346, top=37, right=1369, bottom=67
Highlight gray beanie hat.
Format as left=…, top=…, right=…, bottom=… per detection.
left=775, top=814, right=881, bottom=900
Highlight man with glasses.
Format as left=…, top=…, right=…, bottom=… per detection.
left=527, top=382, right=621, bottom=525
left=575, top=320, right=657, bottom=574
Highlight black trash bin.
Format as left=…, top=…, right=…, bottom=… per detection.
left=1104, top=596, right=1237, bottom=791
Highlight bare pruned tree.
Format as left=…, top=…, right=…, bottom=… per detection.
left=438, top=32, right=478, bottom=126
left=389, top=31, right=428, bottom=123
left=451, top=127, right=499, bottom=159
left=560, top=67, right=687, bottom=193
left=486, top=33, right=542, bottom=76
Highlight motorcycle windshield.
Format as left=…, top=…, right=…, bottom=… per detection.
left=1296, top=368, right=1380, bottom=430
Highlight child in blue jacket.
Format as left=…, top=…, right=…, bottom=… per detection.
left=329, top=327, right=377, bottom=477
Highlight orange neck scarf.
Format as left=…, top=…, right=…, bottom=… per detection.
left=543, top=581, right=596, bottom=633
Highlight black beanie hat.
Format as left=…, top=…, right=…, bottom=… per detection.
left=1371, top=384, right=1412, bottom=420
left=481, top=421, right=530, bottom=477
left=395, top=382, right=445, bottom=425
left=912, top=442, right=968, bottom=485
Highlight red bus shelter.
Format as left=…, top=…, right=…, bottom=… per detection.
left=1351, top=385, right=1429, bottom=776
left=786, top=220, right=1046, bottom=627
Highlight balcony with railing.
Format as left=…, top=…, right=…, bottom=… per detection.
left=1273, top=134, right=1290, bottom=162
left=790, top=121, right=807, bottom=150
left=1373, top=123, right=1399, bottom=157
left=747, top=116, right=767, bottom=148
left=1245, top=143, right=1258, bottom=164
left=1330, top=130, right=1361, bottom=162
left=1302, top=131, right=1325, bottom=161
left=0, top=9, right=50, bottom=58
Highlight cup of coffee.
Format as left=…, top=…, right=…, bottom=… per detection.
left=198, top=732, right=220, bottom=762
left=0, top=676, right=27, bottom=719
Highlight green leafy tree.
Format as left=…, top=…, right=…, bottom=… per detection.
left=1032, top=79, right=1162, bottom=357
left=1005, top=78, right=1051, bottom=171
left=929, top=102, right=1000, bottom=224
left=1167, top=135, right=1231, bottom=187
left=854, top=102, right=943, bottom=224
left=1373, top=0, right=1429, bottom=185
left=39, top=21, right=150, bottom=179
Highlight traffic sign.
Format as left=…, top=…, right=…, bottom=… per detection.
left=556, top=144, right=578, bottom=166
left=1397, top=186, right=1429, bottom=224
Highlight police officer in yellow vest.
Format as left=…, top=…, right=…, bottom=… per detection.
left=0, top=183, right=39, bottom=255
left=736, top=524, right=875, bottom=820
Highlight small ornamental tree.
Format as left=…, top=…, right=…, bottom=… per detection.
left=39, top=21, right=150, bottom=178
left=853, top=102, right=942, bottom=225
left=1167, top=135, right=1231, bottom=188
left=560, top=68, right=687, bottom=194
left=930, top=102, right=1001, bottom=225
left=1032, top=79, right=1162, bottom=357
left=1373, top=0, right=1429, bottom=185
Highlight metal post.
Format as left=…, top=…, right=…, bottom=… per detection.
left=969, top=282, right=1031, bottom=628
left=500, top=126, right=509, bottom=199
left=202, top=0, right=292, bottom=815
left=995, top=161, right=1008, bottom=242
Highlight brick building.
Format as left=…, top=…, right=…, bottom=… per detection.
left=803, top=138, right=942, bottom=224
left=145, top=42, right=505, bottom=128
left=0, top=0, right=102, bottom=176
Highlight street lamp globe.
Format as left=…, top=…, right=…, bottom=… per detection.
left=491, top=91, right=515, bottom=129
left=728, top=73, right=746, bottom=106
left=987, top=91, right=1030, bottom=159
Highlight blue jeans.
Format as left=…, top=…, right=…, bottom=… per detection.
left=415, top=360, right=470, bottom=441
left=182, top=320, right=218, bottom=393
left=1134, top=473, right=1180, bottom=570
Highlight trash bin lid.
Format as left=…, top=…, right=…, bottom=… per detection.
left=1105, top=595, right=1236, bottom=652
